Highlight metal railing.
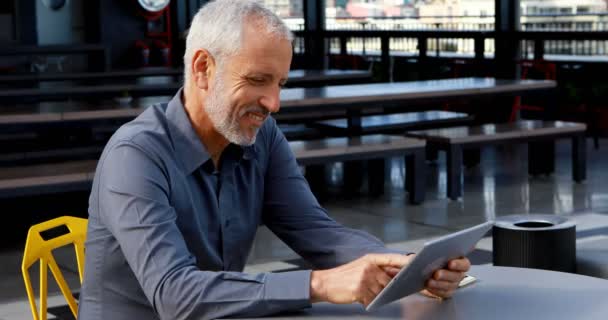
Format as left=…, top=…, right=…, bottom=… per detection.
left=288, top=13, right=608, bottom=58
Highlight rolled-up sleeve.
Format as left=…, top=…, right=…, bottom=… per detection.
left=97, top=141, right=312, bottom=320
left=262, top=125, right=403, bottom=270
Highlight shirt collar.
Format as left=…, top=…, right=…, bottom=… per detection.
left=165, top=88, right=257, bottom=174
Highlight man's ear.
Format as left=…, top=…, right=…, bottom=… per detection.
left=191, top=49, right=216, bottom=90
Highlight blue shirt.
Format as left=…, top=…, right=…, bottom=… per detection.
left=78, top=89, right=396, bottom=320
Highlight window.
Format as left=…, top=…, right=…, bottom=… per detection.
left=325, top=0, right=495, bottom=31
left=263, top=0, right=303, bottom=30
left=526, top=7, right=537, bottom=15
left=576, top=6, right=590, bottom=14
left=539, top=8, right=558, bottom=15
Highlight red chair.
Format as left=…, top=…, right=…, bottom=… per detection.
left=328, top=54, right=373, bottom=71
left=509, top=60, right=557, bottom=122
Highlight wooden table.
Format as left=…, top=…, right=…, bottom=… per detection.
left=278, top=77, right=557, bottom=127
left=0, top=78, right=556, bottom=127
left=0, top=69, right=371, bottom=92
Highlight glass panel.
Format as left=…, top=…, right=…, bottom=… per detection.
left=325, top=0, right=494, bottom=31
left=263, top=0, right=304, bottom=30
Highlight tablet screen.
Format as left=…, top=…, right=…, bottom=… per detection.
left=366, top=221, right=493, bottom=311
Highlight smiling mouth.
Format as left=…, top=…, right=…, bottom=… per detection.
left=247, top=112, right=265, bottom=122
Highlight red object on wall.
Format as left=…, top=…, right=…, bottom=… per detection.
left=133, top=1, right=173, bottom=67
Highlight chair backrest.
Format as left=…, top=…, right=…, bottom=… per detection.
left=21, top=216, right=88, bottom=320
left=518, top=59, right=557, bottom=80
left=329, top=54, right=373, bottom=71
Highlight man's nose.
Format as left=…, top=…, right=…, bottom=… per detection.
left=258, top=87, right=281, bottom=114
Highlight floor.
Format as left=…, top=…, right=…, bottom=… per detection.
left=2, top=138, right=608, bottom=320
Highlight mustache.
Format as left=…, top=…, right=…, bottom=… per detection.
left=238, top=106, right=271, bottom=118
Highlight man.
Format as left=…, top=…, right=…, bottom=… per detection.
left=78, top=1, right=470, bottom=319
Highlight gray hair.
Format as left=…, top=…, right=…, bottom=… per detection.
left=183, top=0, right=294, bottom=83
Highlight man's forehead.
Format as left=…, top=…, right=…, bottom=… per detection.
left=228, top=41, right=292, bottom=78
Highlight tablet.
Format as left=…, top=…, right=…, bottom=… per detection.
left=365, top=221, right=494, bottom=311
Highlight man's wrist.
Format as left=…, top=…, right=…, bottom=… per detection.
left=309, top=270, right=325, bottom=303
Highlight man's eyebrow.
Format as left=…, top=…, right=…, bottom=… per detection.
left=247, top=72, right=288, bottom=83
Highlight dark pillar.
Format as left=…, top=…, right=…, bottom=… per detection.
left=14, top=0, right=37, bottom=44
left=83, top=0, right=101, bottom=43
left=303, top=0, right=326, bottom=69
left=494, top=0, right=520, bottom=79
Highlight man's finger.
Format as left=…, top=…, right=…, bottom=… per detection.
left=366, top=253, right=412, bottom=268
left=427, top=279, right=458, bottom=292
left=376, top=269, right=392, bottom=288
left=425, top=287, right=453, bottom=299
left=433, top=269, right=465, bottom=283
left=447, top=257, right=471, bottom=272
left=420, top=289, right=443, bottom=300
left=382, top=266, right=401, bottom=277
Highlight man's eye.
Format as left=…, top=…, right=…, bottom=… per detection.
left=249, top=77, right=266, bottom=84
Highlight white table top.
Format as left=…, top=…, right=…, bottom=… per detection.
left=232, top=265, right=608, bottom=320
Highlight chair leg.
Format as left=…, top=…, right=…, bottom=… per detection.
left=510, top=97, right=521, bottom=122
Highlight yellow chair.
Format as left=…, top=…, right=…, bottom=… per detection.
left=21, top=216, right=87, bottom=320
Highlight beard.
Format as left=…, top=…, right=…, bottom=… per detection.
left=204, top=72, right=264, bottom=146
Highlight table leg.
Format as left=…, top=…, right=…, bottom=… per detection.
left=406, top=149, right=426, bottom=204
left=446, top=145, right=462, bottom=200
left=529, top=141, right=555, bottom=176
left=572, top=134, right=586, bottom=183
left=343, top=161, right=363, bottom=194
left=305, top=164, right=327, bottom=201
left=346, top=109, right=362, bottom=136
left=463, top=148, right=481, bottom=168
left=368, top=158, right=385, bottom=196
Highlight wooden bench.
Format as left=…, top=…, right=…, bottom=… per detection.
left=0, top=44, right=109, bottom=72
left=406, top=120, right=586, bottom=200
left=278, top=124, right=324, bottom=141
left=0, top=83, right=180, bottom=103
left=0, top=160, right=97, bottom=199
left=0, top=135, right=427, bottom=204
left=313, top=111, right=475, bottom=136
left=289, top=134, right=427, bottom=204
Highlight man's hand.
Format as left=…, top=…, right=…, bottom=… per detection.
left=309, top=253, right=413, bottom=307
left=422, top=257, right=471, bottom=299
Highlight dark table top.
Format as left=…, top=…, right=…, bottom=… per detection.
left=229, top=265, right=608, bottom=320
left=279, top=77, right=556, bottom=111
left=0, top=78, right=555, bottom=125
left=0, top=44, right=107, bottom=56
left=290, top=135, right=425, bottom=165
left=0, top=69, right=371, bottom=87
left=407, top=120, right=587, bottom=144
left=0, top=67, right=183, bottom=83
